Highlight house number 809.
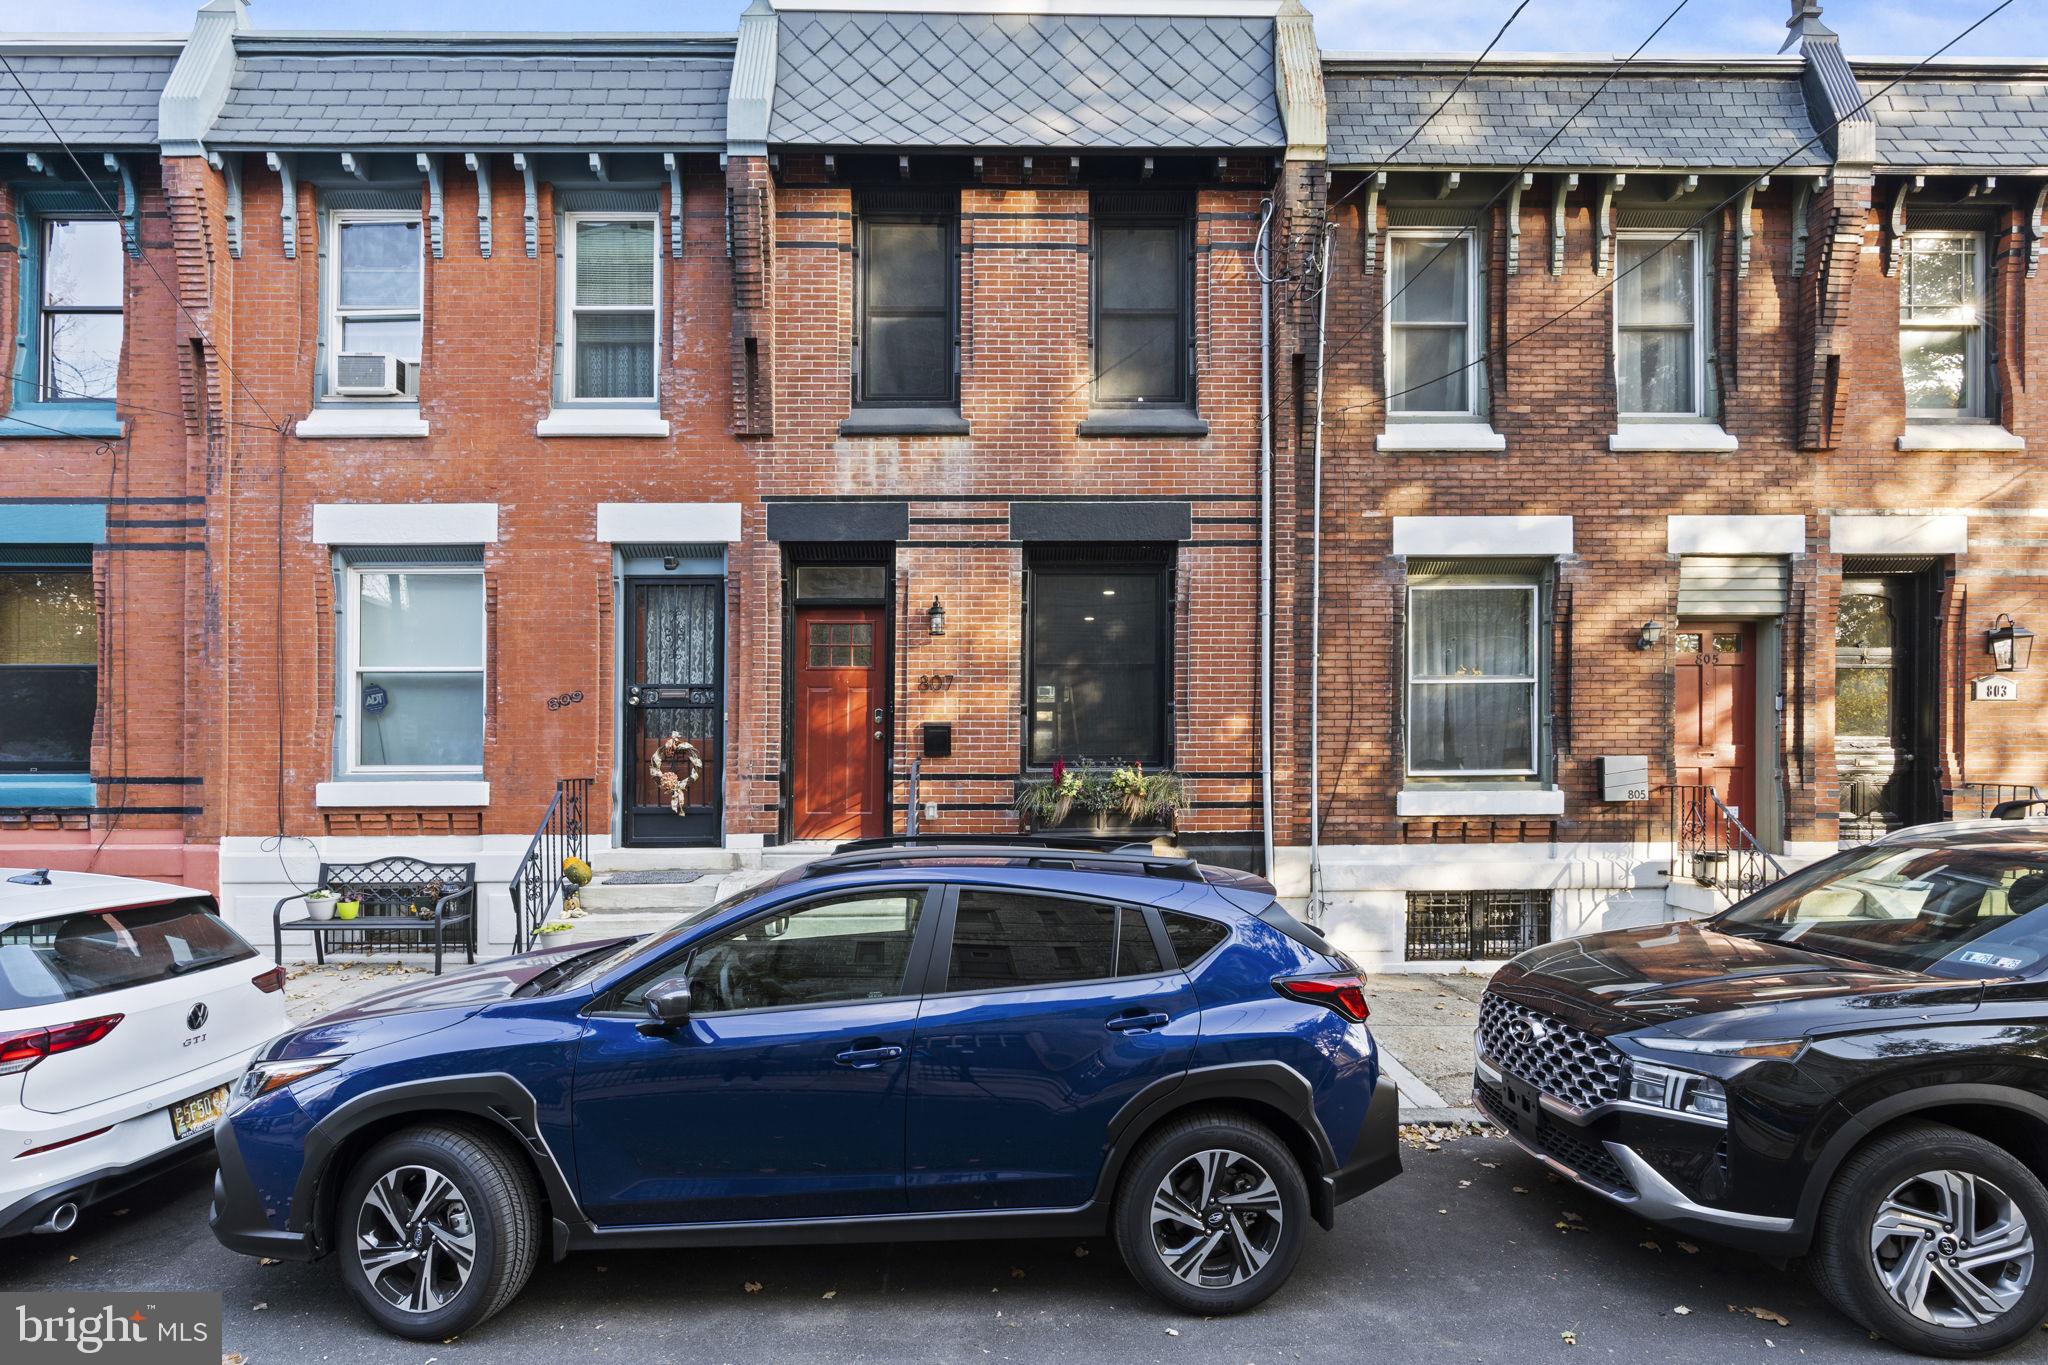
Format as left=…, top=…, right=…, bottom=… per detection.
left=546, top=690, right=586, bottom=711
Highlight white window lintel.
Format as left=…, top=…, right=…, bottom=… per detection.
left=312, top=502, right=498, bottom=545
left=1392, top=515, right=1572, bottom=558
left=595, top=502, right=742, bottom=544
left=1667, top=515, right=1805, bottom=556
left=1829, top=514, right=1969, bottom=557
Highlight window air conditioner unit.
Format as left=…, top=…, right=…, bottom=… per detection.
left=335, top=353, right=420, bottom=398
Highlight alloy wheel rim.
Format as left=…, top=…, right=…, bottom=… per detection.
left=1149, top=1148, right=1284, bottom=1289
left=356, top=1163, right=477, bottom=1315
left=1868, top=1168, right=2034, bottom=1330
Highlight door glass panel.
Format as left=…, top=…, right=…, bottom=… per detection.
left=1118, top=907, right=1163, bottom=976
left=794, top=566, right=887, bottom=601
left=1712, top=633, right=1742, bottom=655
left=1161, top=911, right=1228, bottom=966
left=1675, top=631, right=1703, bottom=654
left=1837, top=592, right=1894, bottom=649
left=1836, top=667, right=1892, bottom=737
left=945, top=890, right=1115, bottom=993
left=638, top=583, right=719, bottom=687
left=631, top=582, right=720, bottom=816
left=661, top=891, right=925, bottom=1013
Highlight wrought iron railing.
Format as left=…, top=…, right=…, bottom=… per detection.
left=1947, top=783, right=2044, bottom=820
left=1671, top=784, right=1788, bottom=902
left=509, top=778, right=592, bottom=955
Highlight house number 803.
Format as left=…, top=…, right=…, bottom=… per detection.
left=547, top=690, right=586, bottom=711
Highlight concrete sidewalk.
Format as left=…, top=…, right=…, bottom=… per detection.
left=1365, top=969, right=1492, bottom=1123
left=281, top=959, right=434, bottom=1023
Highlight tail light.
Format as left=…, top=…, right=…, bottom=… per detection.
left=1275, top=974, right=1369, bottom=1023
left=16, top=1126, right=112, bottom=1159
left=0, top=1014, right=123, bottom=1076
left=252, top=966, right=288, bottom=994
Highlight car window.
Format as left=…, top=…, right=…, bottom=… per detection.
left=945, top=889, right=1167, bottom=993
left=1161, top=911, right=1229, bottom=968
left=626, top=890, right=926, bottom=1014
left=0, top=899, right=254, bottom=1007
left=1718, top=843, right=2048, bottom=978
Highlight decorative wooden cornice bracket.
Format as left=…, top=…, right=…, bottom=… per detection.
left=417, top=154, right=443, bottom=259
left=1595, top=174, right=1623, bottom=276
left=1506, top=172, right=1530, bottom=275
left=1550, top=173, right=1577, bottom=275
left=207, top=150, right=243, bottom=259
left=465, top=153, right=492, bottom=258
left=513, top=152, right=538, bottom=258
left=265, top=151, right=296, bottom=259
left=1360, top=170, right=1385, bottom=272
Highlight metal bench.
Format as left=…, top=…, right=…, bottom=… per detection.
left=272, top=857, right=478, bottom=976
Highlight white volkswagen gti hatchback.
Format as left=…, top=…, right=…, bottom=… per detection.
left=0, top=868, right=286, bottom=1238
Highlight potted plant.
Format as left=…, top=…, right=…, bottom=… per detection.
left=305, top=889, right=336, bottom=922
left=1014, top=759, right=1087, bottom=828
left=561, top=856, right=593, bottom=916
left=1014, top=760, right=1191, bottom=834
left=334, top=890, right=361, bottom=921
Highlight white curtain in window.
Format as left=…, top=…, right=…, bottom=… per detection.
left=1615, top=237, right=1696, bottom=415
left=1409, top=585, right=1536, bottom=774
left=1388, top=234, right=1470, bottom=414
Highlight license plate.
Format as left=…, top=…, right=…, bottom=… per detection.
left=171, top=1085, right=230, bottom=1140
left=1499, top=1072, right=1543, bottom=1132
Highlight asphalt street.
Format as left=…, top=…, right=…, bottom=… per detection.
left=8, top=1126, right=2045, bottom=1364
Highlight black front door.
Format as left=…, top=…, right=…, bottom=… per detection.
left=624, top=578, right=723, bottom=846
left=1835, top=572, right=1941, bottom=844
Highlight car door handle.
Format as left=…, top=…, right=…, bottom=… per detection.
left=1106, top=1012, right=1171, bottom=1034
left=834, top=1045, right=904, bottom=1069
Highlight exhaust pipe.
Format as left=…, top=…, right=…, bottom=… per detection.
left=32, top=1202, right=78, bottom=1235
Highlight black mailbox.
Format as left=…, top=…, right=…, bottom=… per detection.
left=921, top=723, right=953, bottom=759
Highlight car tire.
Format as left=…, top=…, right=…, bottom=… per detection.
left=335, top=1122, right=542, bottom=1340
left=1112, top=1109, right=1310, bottom=1315
left=1812, top=1121, right=2048, bottom=1358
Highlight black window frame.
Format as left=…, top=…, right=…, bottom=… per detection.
left=853, top=188, right=959, bottom=409
left=0, top=558, right=97, bottom=775
left=1021, top=544, right=1175, bottom=771
left=1089, top=192, right=1194, bottom=410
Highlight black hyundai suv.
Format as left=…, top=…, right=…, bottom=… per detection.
left=1475, top=815, right=2048, bottom=1357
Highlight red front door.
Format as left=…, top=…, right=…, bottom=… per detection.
left=792, top=606, right=887, bottom=841
left=1674, top=621, right=1757, bottom=831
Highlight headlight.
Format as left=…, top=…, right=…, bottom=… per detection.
left=229, top=1055, right=346, bottom=1109
left=1627, top=1060, right=1729, bottom=1122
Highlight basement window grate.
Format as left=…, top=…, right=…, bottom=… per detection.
left=1405, top=890, right=1550, bottom=961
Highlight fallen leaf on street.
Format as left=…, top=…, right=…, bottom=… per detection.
left=1512, top=1186, right=1529, bottom=1195
left=259, top=1258, right=278, bottom=1267
left=1639, top=1241, right=1660, bottom=1252
left=1011, top=1268, right=1025, bottom=1279
left=1729, top=1305, right=1790, bottom=1326
left=1672, top=1306, right=1690, bottom=1316
left=1677, top=1241, right=1699, bottom=1254
left=1560, top=1330, right=1577, bottom=1346
left=743, top=1282, right=763, bottom=1294
left=1164, top=1328, right=1180, bottom=1337
left=1073, top=1245, right=1089, bottom=1258
left=223, top=1355, right=245, bottom=1365
left=822, top=1291, right=836, bottom=1300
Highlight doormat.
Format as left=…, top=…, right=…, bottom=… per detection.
left=600, top=870, right=707, bottom=885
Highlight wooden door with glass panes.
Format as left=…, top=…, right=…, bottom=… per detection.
left=1834, top=576, right=1937, bottom=843
left=1674, top=623, right=1757, bottom=833
left=793, top=606, right=887, bottom=841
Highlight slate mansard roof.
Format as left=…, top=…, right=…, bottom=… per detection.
left=1323, top=60, right=1832, bottom=171
left=0, top=46, right=179, bottom=148
left=204, top=35, right=734, bottom=150
left=765, top=10, right=1286, bottom=152
left=1860, top=69, right=2048, bottom=171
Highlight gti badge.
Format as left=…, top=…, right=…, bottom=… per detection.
left=187, top=1002, right=209, bottom=1031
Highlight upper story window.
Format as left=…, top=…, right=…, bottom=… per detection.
left=1899, top=232, right=1986, bottom=421
left=1407, top=573, right=1542, bottom=778
left=1092, top=198, right=1191, bottom=408
left=343, top=566, right=484, bottom=775
left=327, top=213, right=422, bottom=400
left=1026, top=548, right=1171, bottom=768
left=1386, top=230, right=1481, bottom=417
left=856, top=191, right=956, bottom=408
left=36, top=219, right=123, bottom=404
left=1614, top=233, right=1704, bottom=419
left=0, top=564, right=96, bottom=774
left=565, top=214, right=659, bottom=402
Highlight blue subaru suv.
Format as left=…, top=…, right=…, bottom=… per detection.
left=209, top=842, right=1397, bottom=1337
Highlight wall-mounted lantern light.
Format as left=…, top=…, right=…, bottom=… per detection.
left=927, top=595, right=946, bottom=637
left=1988, top=613, right=2034, bottom=672
left=1634, top=620, right=1664, bottom=651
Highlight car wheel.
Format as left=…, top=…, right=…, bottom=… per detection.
left=336, top=1123, right=541, bottom=1340
left=1812, top=1121, right=2048, bottom=1358
left=1112, top=1109, right=1309, bottom=1315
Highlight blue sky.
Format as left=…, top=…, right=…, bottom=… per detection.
left=28, top=0, right=2032, bottom=58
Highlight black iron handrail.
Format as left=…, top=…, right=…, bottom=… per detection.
left=509, top=778, right=592, bottom=954
left=1671, top=784, right=1788, bottom=901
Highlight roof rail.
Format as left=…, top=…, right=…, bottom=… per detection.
left=831, top=833, right=1166, bottom=855
left=803, top=842, right=1205, bottom=883
left=1991, top=798, right=2048, bottom=821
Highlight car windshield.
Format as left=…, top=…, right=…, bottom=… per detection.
left=533, top=882, right=768, bottom=995
left=1716, top=841, right=2048, bottom=979
left=0, top=898, right=255, bottom=1007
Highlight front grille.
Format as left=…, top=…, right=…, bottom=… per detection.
left=1476, top=1078, right=1633, bottom=1194
left=1477, top=991, right=1628, bottom=1112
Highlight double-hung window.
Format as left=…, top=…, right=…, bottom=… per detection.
left=1385, top=230, right=1480, bottom=416
left=1407, top=574, right=1541, bottom=777
left=0, top=564, right=95, bottom=774
left=35, top=219, right=124, bottom=404
left=1025, top=549, right=1171, bottom=767
left=1898, top=232, right=1986, bottom=421
left=1614, top=233, right=1704, bottom=418
left=856, top=193, right=955, bottom=407
left=328, top=213, right=422, bottom=397
left=1092, top=201, right=1191, bottom=408
left=565, top=214, right=659, bottom=402
left=343, top=566, right=485, bottom=774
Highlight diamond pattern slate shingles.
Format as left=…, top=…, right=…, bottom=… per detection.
left=767, top=11, right=1282, bottom=151
left=1324, top=72, right=1829, bottom=169
left=208, top=53, right=729, bottom=147
left=1863, top=79, right=2048, bottom=168
left=0, top=53, right=174, bottom=147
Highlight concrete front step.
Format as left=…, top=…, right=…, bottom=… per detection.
left=577, top=877, right=725, bottom=915
left=589, top=847, right=742, bottom=874
left=547, top=912, right=682, bottom=946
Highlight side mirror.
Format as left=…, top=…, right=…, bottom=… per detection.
left=639, top=977, right=692, bottom=1034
